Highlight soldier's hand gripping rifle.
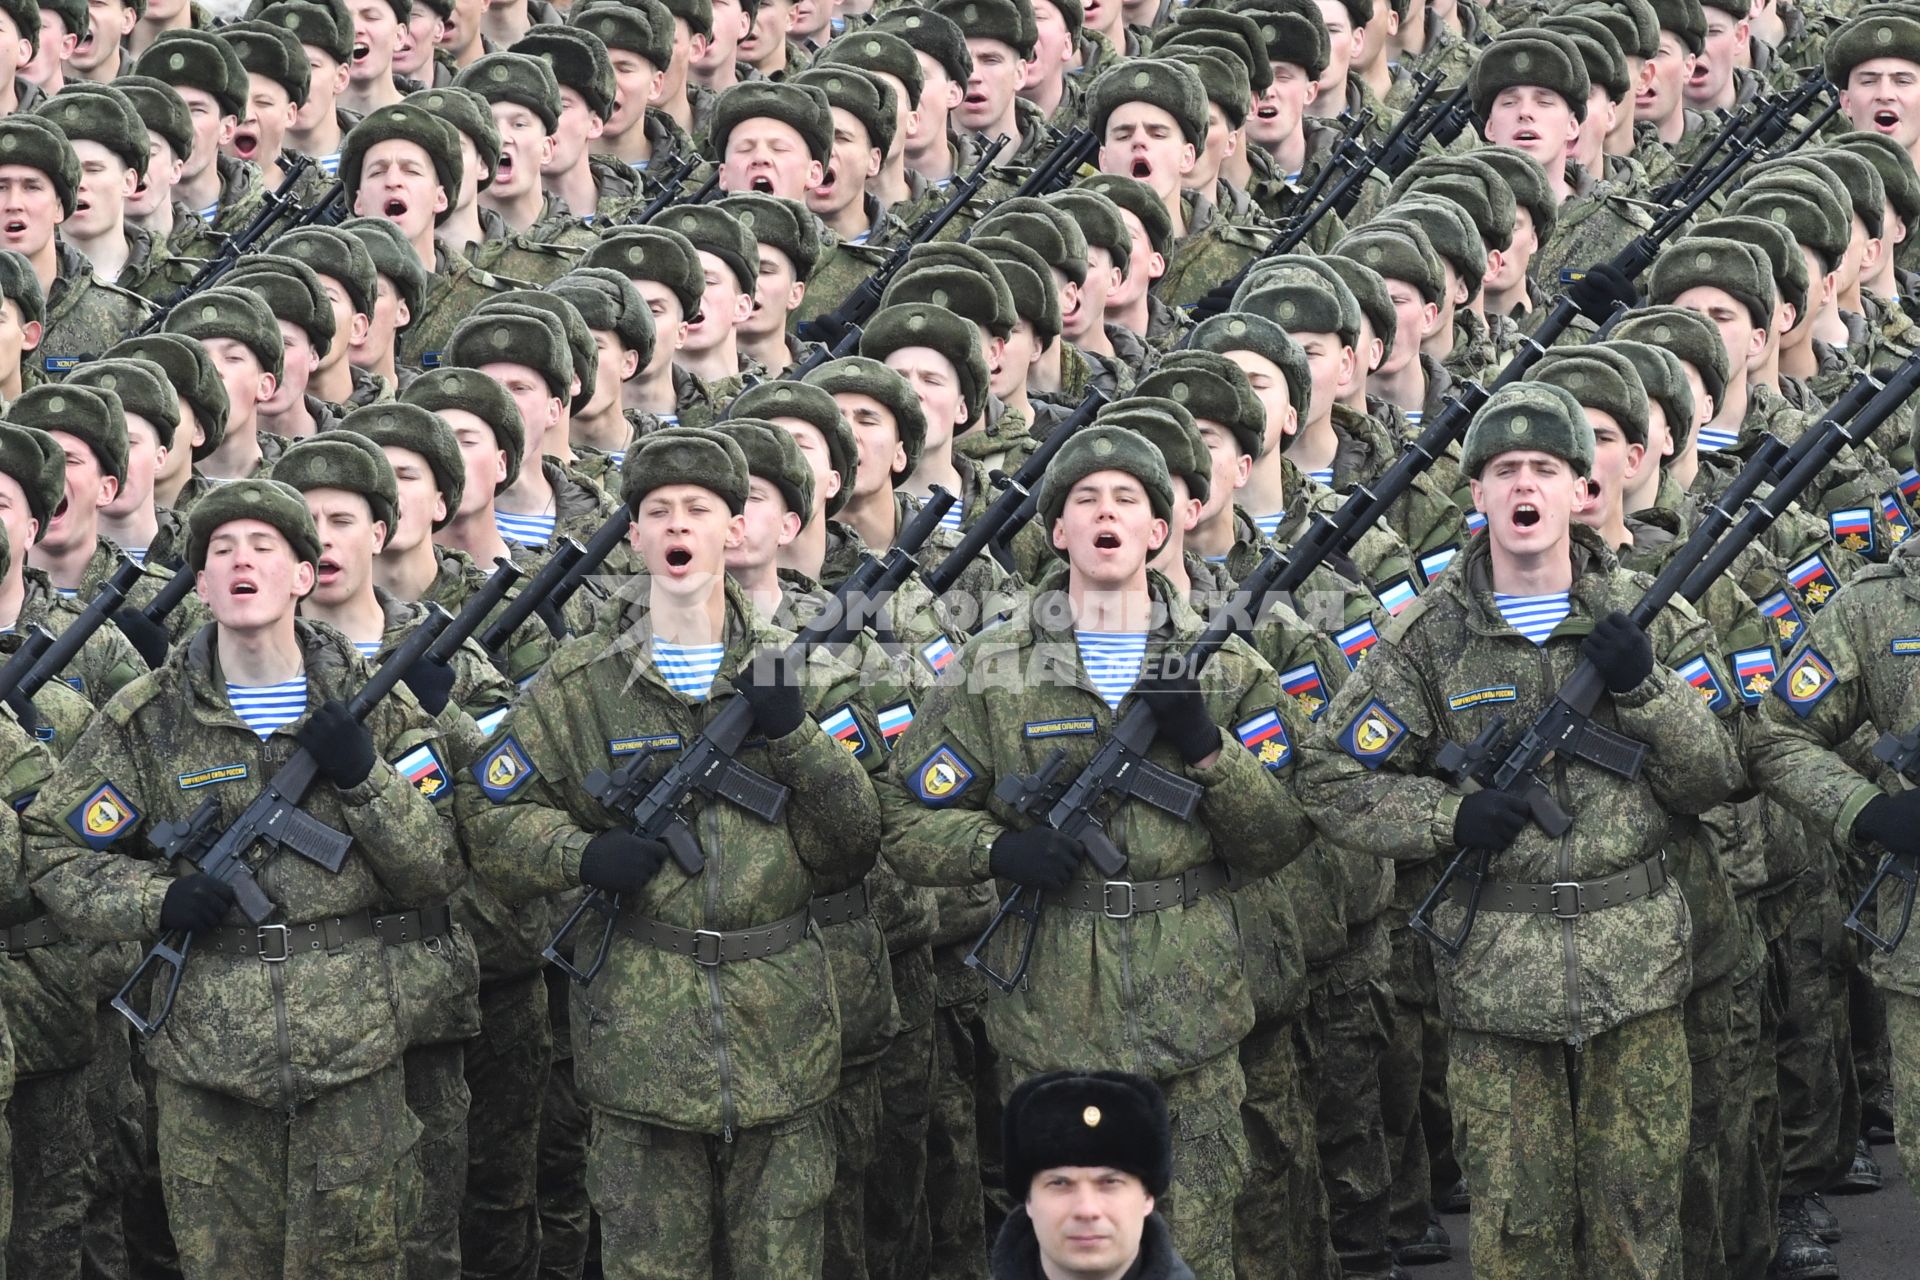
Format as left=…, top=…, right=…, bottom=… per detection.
left=110, top=565, right=520, bottom=1037
left=135, top=156, right=316, bottom=334
left=797, top=134, right=1009, bottom=346
left=543, top=489, right=959, bottom=984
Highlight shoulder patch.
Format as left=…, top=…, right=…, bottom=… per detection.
left=1676, top=654, right=1730, bottom=714
left=820, top=704, right=871, bottom=759
left=1464, top=509, right=1487, bottom=536
left=66, top=781, right=138, bottom=849
left=609, top=733, right=683, bottom=757
left=1419, top=546, right=1459, bottom=584
left=909, top=743, right=974, bottom=805
left=1338, top=698, right=1408, bottom=770
left=1447, top=685, right=1517, bottom=712
left=877, top=700, right=916, bottom=746
left=1880, top=493, right=1912, bottom=547
left=1788, top=554, right=1839, bottom=611
left=1776, top=649, right=1836, bottom=717
left=1279, top=662, right=1328, bottom=721
left=1830, top=508, right=1875, bottom=555
left=1759, top=591, right=1805, bottom=646
left=1024, top=716, right=1097, bottom=738
left=392, top=741, right=450, bottom=801
left=1732, top=648, right=1777, bottom=702
left=474, top=735, right=535, bottom=802
left=1234, top=708, right=1292, bottom=770
left=920, top=636, right=956, bottom=674
left=177, top=763, right=249, bottom=791
left=1375, top=575, right=1419, bottom=616
left=1336, top=619, right=1380, bottom=669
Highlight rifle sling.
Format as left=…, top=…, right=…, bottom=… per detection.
left=1050, top=861, right=1229, bottom=917
left=1444, top=852, right=1668, bottom=918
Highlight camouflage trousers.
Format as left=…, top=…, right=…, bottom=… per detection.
left=866, top=945, right=934, bottom=1280
left=403, top=1041, right=470, bottom=1280
left=125, top=1054, right=179, bottom=1280
left=926, top=947, right=990, bottom=1280
left=1883, top=988, right=1920, bottom=1193
left=83, top=1008, right=140, bottom=1280
left=1001, top=1050, right=1248, bottom=1280
left=1720, top=946, right=1781, bottom=1280
left=154, top=1063, right=422, bottom=1280
left=1778, top=882, right=1858, bottom=1197
left=462, top=973, right=551, bottom=1280
left=1383, top=928, right=1442, bottom=1247
left=10, top=1066, right=88, bottom=1280
left=1450, top=1006, right=1689, bottom=1280
left=584, top=1105, right=834, bottom=1280
left=1235, top=1017, right=1336, bottom=1280
left=1299, top=971, right=1394, bottom=1279
left=823, top=1058, right=883, bottom=1280
left=537, top=969, right=590, bottom=1280
left=1680, top=976, right=1733, bottom=1280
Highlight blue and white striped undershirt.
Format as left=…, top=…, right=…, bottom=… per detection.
left=353, top=640, right=382, bottom=658
left=227, top=677, right=307, bottom=738
left=123, top=547, right=147, bottom=566
left=605, top=451, right=625, bottom=471
left=938, top=503, right=963, bottom=533
left=495, top=510, right=557, bottom=547
left=1696, top=425, right=1739, bottom=453
left=1405, top=410, right=1423, bottom=427
left=317, top=152, right=341, bottom=178
left=1252, top=511, right=1285, bottom=538
left=1075, top=629, right=1147, bottom=709
left=654, top=640, right=725, bottom=700
left=1306, top=466, right=1334, bottom=488
left=54, top=586, right=77, bottom=600
left=197, top=201, right=219, bottom=224
left=1495, top=592, right=1570, bottom=645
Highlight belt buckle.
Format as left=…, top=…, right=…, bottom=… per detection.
left=693, top=929, right=724, bottom=967
left=1102, top=881, right=1136, bottom=920
left=256, top=924, right=292, bottom=963
left=1549, top=882, right=1583, bottom=920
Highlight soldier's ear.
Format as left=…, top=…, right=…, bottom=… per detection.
left=19, top=320, right=40, bottom=353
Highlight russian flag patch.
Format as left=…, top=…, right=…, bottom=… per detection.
left=1759, top=591, right=1805, bottom=646
left=1732, top=648, right=1776, bottom=703
left=1234, top=708, right=1293, bottom=770
left=877, top=701, right=915, bottom=745
left=1336, top=619, right=1379, bottom=669
left=1788, top=554, right=1838, bottom=611
left=1831, top=508, right=1875, bottom=555
left=820, top=704, right=870, bottom=759
left=1279, top=661, right=1327, bottom=720
left=1677, top=655, right=1730, bottom=714
left=1376, top=576, right=1419, bottom=616
left=921, top=636, right=955, bottom=674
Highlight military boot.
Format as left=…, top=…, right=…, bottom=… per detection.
left=1392, top=1213, right=1452, bottom=1266
left=1771, top=1198, right=1841, bottom=1280
left=1863, top=1086, right=1896, bottom=1144
left=1796, top=1191, right=1842, bottom=1243
left=1435, top=1178, right=1470, bottom=1214
left=1831, top=1137, right=1883, bottom=1194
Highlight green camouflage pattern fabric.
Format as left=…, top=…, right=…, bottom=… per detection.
left=1327, top=403, right=1473, bottom=564
left=10, top=1067, right=88, bottom=1280
left=465, top=203, right=597, bottom=286
left=1532, top=167, right=1656, bottom=292
left=398, top=243, right=528, bottom=372
left=41, top=243, right=157, bottom=375
left=1297, top=525, right=1743, bottom=1044
left=456, top=575, right=882, bottom=1134
left=18, top=566, right=147, bottom=709
left=1236, top=1020, right=1338, bottom=1280
left=117, top=224, right=204, bottom=306
left=461, top=972, right=549, bottom=1280
left=1157, top=191, right=1277, bottom=309
left=402, top=1040, right=469, bottom=1280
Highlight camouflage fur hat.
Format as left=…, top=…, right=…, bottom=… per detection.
left=220, top=19, right=311, bottom=105
left=1316, top=254, right=1395, bottom=361
left=1096, top=397, right=1208, bottom=504
left=278, top=226, right=379, bottom=318
left=654, top=204, right=760, bottom=294
left=551, top=268, right=657, bottom=370
left=113, top=76, right=193, bottom=163
left=813, top=29, right=925, bottom=108
left=65, top=358, right=179, bottom=452
left=1611, top=305, right=1729, bottom=419
left=862, top=303, right=990, bottom=427
left=8, top=384, right=125, bottom=486
left=165, top=286, right=285, bottom=381
left=256, top=0, right=353, bottom=66
left=1387, top=162, right=1515, bottom=254
left=1141, top=352, right=1266, bottom=460
left=621, top=427, right=750, bottom=516
left=1727, top=170, right=1848, bottom=267
left=1473, top=146, right=1557, bottom=246
left=1460, top=381, right=1595, bottom=479
left=341, top=217, right=428, bottom=324
left=1644, top=0, right=1704, bottom=53
left=873, top=6, right=971, bottom=86
left=1604, top=340, right=1694, bottom=451
left=795, top=65, right=897, bottom=157
left=402, top=367, right=525, bottom=492
left=351, top=402, right=465, bottom=529
left=456, top=52, right=562, bottom=133
left=1375, top=199, right=1485, bottom=299
left=1337, top=224, right=1444, bottom=306
left=37, top=84, right=149, bottom=174
left=709, top=81, right=833, bottom=165
left=931, top=0, right=1035, bottom=57
left=1692, top=214, right=1807, bottom=329
left=1077, top=174, right=1172, bottom=258
left=715, top=193, right=821, bottom=281
left=1161, top=7, right=1274, bottom=92
left=135, top=30, right=244, bottom=118
left=975, top=237, right=1062, bottom=342
left=511, top=26, right=616, bottom=122
left=1048, top=189, right=1131, bottom=277
left=1827, top=12, right=1920, bottom=87
left=1164, top=48, right=1253, bottom=128
left=974, top=199, right=1090, bottom=285
left=1646, top=236, right=1775, bottom=331
left=342, top=104, right=463, bottom=226
left=1530, top=346, right=1649, bottom=447
left=1238, top=260, right=1362, bottom=348
left=272, top=428, right=400, bottom=532
left=1187, top=313, right=1312, bottom=426
left=105, top=334, right=229, bottom=461
left=482, top=292, right=597, bottom=410
left=447, top=309, right=572, bottom=401
left=713, top=418, right=815, bottom=526
left=885, top=258, right=1016, bottom=339
left=730, top=380, right=857, bottom=517
left=410, top=86, right=501, bottom=191
left=0, top=421, right=61, bottom=536
left=0, top=117, right=79, bottom=217
left=573, top=0, right=674, bottom=72
left=186, top=479, right=323, bottom=571
left=1833, top=132, right=1920, bottom=231
left=1242, top=0, right=1330, bottom=81
left=1470, top=29, right=1591, bottom=122
left=1087, top=58, right=1208, bottom=149
left=1810, top=148, right=1887, bottom=241
left=581, top=226, right=706, bottom=322
left=0, top=249, right=43, bottom=328
left=1543, top=13, right=1628, bottom=101
left=224, top=255, right=337, bottom=356
left=806, top=356, right=927, bottom=480
left=1037, top=424, right=1175, bottom=532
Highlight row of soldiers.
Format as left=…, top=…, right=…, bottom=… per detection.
left=0, top=0, right=1909, bottom=1274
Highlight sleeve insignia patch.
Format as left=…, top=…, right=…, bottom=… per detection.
left=920, top=636, right=956, bottom=674
left=474, top=735, right=535, bottom=802
left=1375, top=576, right=1419, bottom=616
left=1830, top=508, right=1875, bottom=555
left=1234, top=708, right=1292, bottom=770
left=392, top=742, right=450, bottom=801
left=1336, top=619, right=1380, bottom=670
left=1788, top=554, right=1838, bottom=611
left=877, top=701, right=915, bottom=746
left=1279, top=662, right=1328, bottom=720
left=1677, top=655, right=1730, bottom=713
left=1339, top=699, right=1408, bottom=770
left=1732, top=648, right=1777, bottom=702
left=1777, top=649, right=1836, bottom=717
left=1880, top=493, right=1912, bottom=547
left=67, top=781, right=138, bottom=849
left=1759, top=592, right=1805, bottom=646
left=609, top=734, right=683, bottom=757
left=1419, top=546, right=1459, bottom=584
left=910, top=744, right=974, bottom=805
left=1893, top=639, right=1920, bottom=656
left=820, top=704, right=871, bottom=758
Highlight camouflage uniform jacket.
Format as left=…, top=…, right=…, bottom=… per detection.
left=1158, top=189, right=1273, bottom=308
left=40, top=241, right=157, bottom=375
left=347, top=366, right=406, bottom=407
left=457, top=576, right=881, bottom=1133
left=24, top=620, right=461, bottom=1108
left=671, top=365, right=720, bottom=428
left=76, top=534, right=209, bottom=642
left=1105, top=322, right=1160, bottom=382
left=424, top=543, right=556, bottom=685
left=1533, top=162, right=1656, bottom=294
left=1627, top=119, right=1683, bottom=194
left=1749, top=544, right=1920, bottom=998
left=1297, top=525, right=1741, bottom=1044
left=795, top=210, right=901, bottom=329
left=1742, top=380, right=1915, bottom=562
left=580, top=153, right=647, bottom=222
left=398, top=240, right=525, bottom=371
left=205, top=155, right=269, bottom=241
left=116, top=223, right=202, bottom=305
left=19, top=564, right=147, bottom=708
left=1257, top=473, right=1418, bottom=624
left=1327, top=402, right=1471, bottom=563
left=466, top=201, right=596, bottom=285
left=1445, top=308, right=1497, bottom=385
left=879, top=560, right=1316, bottom=1079
left=1144, top=294, right=1192, bottom=352
left=163, top=203, right=223, bottom=262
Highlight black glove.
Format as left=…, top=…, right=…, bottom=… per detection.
left=1854, top=791, right=1920, bottom=856
left=1189, top=273, right=1243, bottom=325
left=578, top=828, right=670, bottom=894
left=113, top=607, right=170, bottom=670
left=1136, top=667, right=1219, bottom=765
left=295, top=699, right=374, bottom=789
left=1564, top=260, right=1638, bottom=324
left=1582, top=611, right=1654, bottom=695
left=988, top=826, right=1083, bottom=891
left=1452, top=789, right=1533, bottom=852
left=731, top=655, right=805, bottom=739
left=158, top=873, right=236, bottom=933
left=401, top=656, right=456, bottom=716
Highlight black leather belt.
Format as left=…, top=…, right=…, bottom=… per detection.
left=614, top=908, right=813, bottom=966
left=372, top=903, right=455, bottom=946
left=199, top=910, right=380, bottom=961
left=1447, top=854, right=1669, bottom=918
left=0, top=916, right=64, bottom=953
left=809, top=885, right=870, bottom=928
left=1053, top=863, right=1231, bottom=918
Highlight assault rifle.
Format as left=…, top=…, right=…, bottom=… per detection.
left=1854, top=731, right=1920, bottom=951
left=798, top=135, right=1008, bottom=345
left=1011, top=126, right=1096, bottom=199
left=1654, top=71, right=1833, bottom=204
left=477, top=509, right=642, bottom=659
left=136, top=155, right=316, bottom=334
left=543, top=489, right=958, bottom=984
left=19, top=556, right=144, bottom=704
left=625, top=153, right=702, bottom=226
left=138, top=562, right=198, bottom=630
left=285, top=180, right=349, bottom=232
